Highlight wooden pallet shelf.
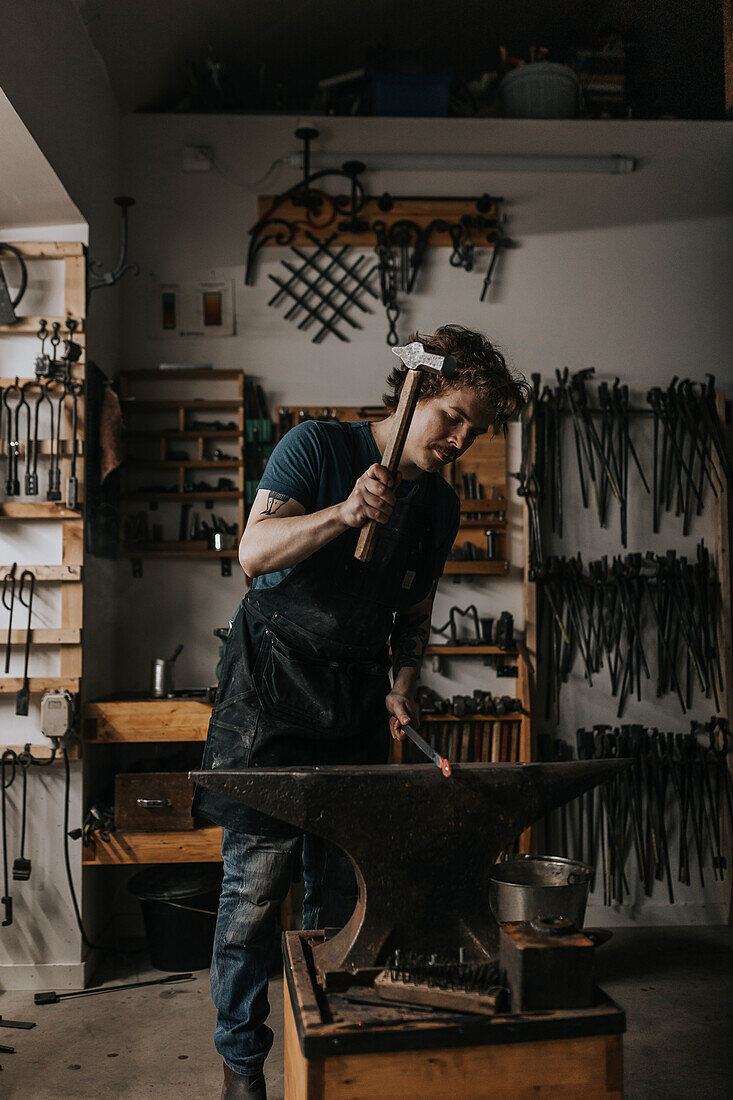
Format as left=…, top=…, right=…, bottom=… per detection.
left=0, top=502, right=82, bottom=519
left=82, top=826, right=223, bottom=866
left=0, top=565, right=81, bottom=581
left=6, top=628, right=81, bottom=644
left=0, top=677, right=80, bottom=694
left=0, top=315, right=86, bottom=336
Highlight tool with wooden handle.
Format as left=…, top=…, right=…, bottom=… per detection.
left=354, top=342, right=457, bottom=563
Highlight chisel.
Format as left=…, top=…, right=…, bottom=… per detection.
left=401, top=723, right=452, bottom=778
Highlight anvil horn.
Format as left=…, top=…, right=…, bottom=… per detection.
left=192, top=761, right=630, bottom=976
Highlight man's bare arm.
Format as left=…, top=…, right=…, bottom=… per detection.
left=239, top=463, right=399, bottom=578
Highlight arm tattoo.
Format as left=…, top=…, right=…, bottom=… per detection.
left=391, top=607, right=430, bottom=675
left=390, top=582, right=437, bottom=675
left=261, top=491, right=290, bottom=516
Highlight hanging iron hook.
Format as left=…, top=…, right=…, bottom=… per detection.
left=87, top=196, right=139, bottom=296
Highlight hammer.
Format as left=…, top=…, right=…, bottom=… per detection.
left=354, top=342, right=457, bottom=562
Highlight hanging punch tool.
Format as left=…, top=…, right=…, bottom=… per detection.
left=2, top=563, right=18, bottom=674
left=355, top=341, right=456, bottom=563
left=15, top=570, right=35, bottom=716
left=400, top=722, right=452, bottom=777
left=3, top=378, right=22, bottom=496
left=66, top=380, right=83, bottom=509
left=44, top=379, right=65, bottom=501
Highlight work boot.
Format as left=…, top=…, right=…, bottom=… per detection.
left=221, top=1061, right=267, bottom=1099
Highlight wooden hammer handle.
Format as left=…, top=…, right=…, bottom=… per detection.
left=354, top=369, right=423, bottom=563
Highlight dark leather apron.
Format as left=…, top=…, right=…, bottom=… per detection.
left=192, top=423, right=437, bottom=836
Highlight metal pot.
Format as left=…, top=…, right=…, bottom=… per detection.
left=489, top=854, right=593, bottom=928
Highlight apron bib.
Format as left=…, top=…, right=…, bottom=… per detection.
left=193, top=423, right=437, bottom=834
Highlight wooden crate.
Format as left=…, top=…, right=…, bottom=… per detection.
left=283, top=932, right=625, bottom=1100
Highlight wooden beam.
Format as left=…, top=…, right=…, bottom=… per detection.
left=0, top=502, right=82, bottom=519
left=0, top=315, right=86, bottom=336
left=0, top=565, right=81, bottom=581
left=6, top=628, right=81, bottom=644
left=0, top=242, right=84, bottom=259
left=0, top=678, right=79, bottom=694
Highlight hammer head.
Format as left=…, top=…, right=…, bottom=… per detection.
left=392, top=341, right=457, bottom=378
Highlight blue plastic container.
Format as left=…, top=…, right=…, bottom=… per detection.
left=370, top=70, right=452, bottom=117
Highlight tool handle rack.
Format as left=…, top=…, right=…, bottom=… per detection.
left=0, top=242, right=85, bottom=704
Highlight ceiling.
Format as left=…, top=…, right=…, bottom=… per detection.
left=0, top=89, right=82, bottom=229
left=72, top=0, right=613, bottom=113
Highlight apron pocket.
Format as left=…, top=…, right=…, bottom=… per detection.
left=255, top=633, right=342, bottom=735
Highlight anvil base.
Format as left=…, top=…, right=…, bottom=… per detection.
left=284, top=931, right=625, bottom=1099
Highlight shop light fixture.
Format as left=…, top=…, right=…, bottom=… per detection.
left=285, top=152, right=636, bottom=174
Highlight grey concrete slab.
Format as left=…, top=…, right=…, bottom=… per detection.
left=0, top=965, right=284, bottom=1100
left=1, top=927, right=730, bottom=1098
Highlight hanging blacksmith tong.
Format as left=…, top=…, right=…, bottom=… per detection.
left=15, top=570, right=35, bottom=716
left=2, top=563, right=18, bottom=674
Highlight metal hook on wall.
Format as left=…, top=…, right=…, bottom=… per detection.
left=87, top=196, right=140, bottom=298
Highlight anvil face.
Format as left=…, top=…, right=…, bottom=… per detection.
left=192, top=761, right=630, bottom=976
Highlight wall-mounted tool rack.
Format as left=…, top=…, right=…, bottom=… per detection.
left=119, top=368, right=272, bottom=574
left=246, top=128, right=510, bottom=345
left=0, top=243, right=85, bottom=703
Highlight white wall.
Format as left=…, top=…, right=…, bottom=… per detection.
left=0, top=1, right=123, bottom=987
left=120, top=114, right=733, bottom=926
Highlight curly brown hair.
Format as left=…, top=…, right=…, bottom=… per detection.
left=382, top=324, right=530, bottom=435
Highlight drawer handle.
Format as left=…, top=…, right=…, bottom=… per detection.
left=136, top=798, right=172, bottom=809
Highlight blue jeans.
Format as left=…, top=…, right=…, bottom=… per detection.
left=211, top=827, right=357, bottom=1076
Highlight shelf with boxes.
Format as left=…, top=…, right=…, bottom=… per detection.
left=119, top=368, right=275, bottom=574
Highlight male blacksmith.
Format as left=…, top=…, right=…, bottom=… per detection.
left=193, top=324, right=528, bottom=1098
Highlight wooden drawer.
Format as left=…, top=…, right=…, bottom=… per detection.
left=115, top=772, right=195, bottom=832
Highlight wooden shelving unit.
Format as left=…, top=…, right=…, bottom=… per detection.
left=119, top=368, right=249, bottom=563
left=0, top=242, right=85, bottom=700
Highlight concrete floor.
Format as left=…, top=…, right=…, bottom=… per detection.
left=0, top=926, right=730, bottom=1098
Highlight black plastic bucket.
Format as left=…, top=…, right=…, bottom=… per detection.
left=128, top=864, right=222, bottom=971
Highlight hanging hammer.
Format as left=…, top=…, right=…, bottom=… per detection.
left=354, top=342, right=456, bottom=562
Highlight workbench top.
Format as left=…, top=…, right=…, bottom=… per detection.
left=84, top=694, right=212, bottom=742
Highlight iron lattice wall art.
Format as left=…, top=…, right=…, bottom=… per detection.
left=245, top=129, right=513, bottom=344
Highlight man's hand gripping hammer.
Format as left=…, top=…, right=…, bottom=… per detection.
left=354, top=342, right=457, bottom=563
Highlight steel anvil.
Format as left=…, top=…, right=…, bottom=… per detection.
left=192, top=761, right=629, bottom=981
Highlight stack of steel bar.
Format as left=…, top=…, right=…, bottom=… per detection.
left=517, top=370, right=729, bottom=567
left=535, top=543, right=722, bottom=718
left=537, top=718, right=732, bottom=906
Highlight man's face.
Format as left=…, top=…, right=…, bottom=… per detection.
left=405, top=384, right=493, bottom=473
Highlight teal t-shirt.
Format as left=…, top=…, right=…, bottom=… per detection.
left=250, top=420, right=460, bottom=592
